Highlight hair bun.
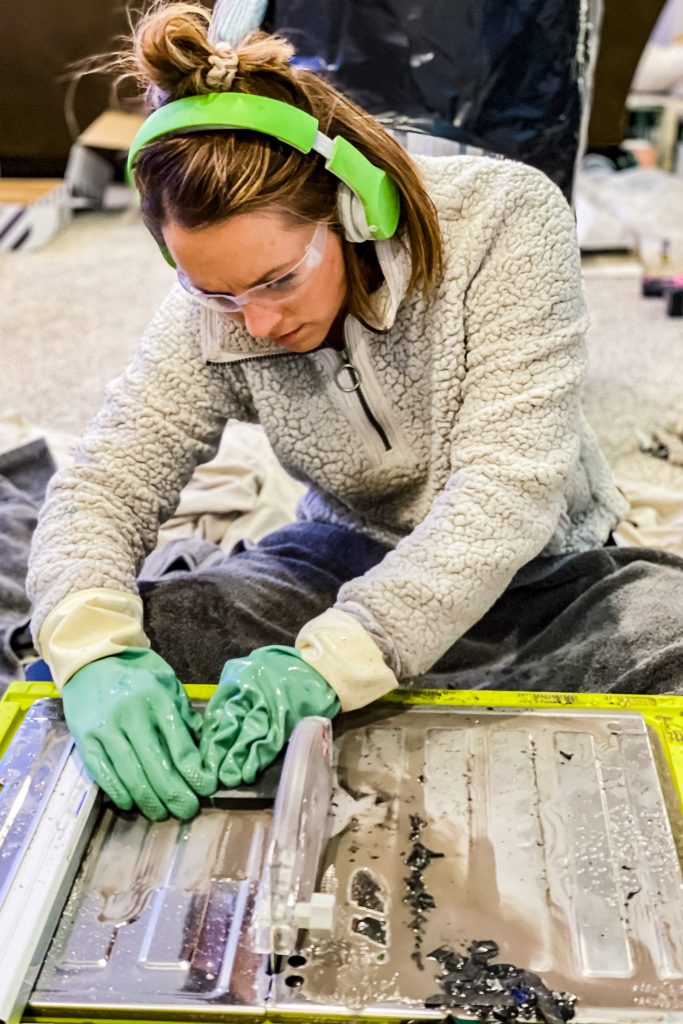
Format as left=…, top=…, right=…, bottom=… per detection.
left=233, top=30, right=294, bottom=78
left=133, top=3, right=213, bottom=104
left=129, top=3, right=294, bottom=106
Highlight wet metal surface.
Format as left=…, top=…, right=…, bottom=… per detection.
left=272, top=706, right=683, bottom=1020
left=28, top=717, right=335, bottom=1018
left=31, top=804, right=271, bottom=1013
left=15, top=703, right=683, bottom=1021
left=0, top=702, right=99, bottom=1024
left=0, top=701, right=75, bottom=905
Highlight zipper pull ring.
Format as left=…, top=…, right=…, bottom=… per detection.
left=335, top=361, right=362, bottom=393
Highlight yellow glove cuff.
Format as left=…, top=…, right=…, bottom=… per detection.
left=39, top=587, right=149, bottom=690
left=295, top=608, right=397, bottom=712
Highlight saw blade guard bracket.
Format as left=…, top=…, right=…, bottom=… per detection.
left=250, top=715, right=336, bottom=956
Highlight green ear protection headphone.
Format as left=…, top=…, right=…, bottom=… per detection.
left=126, top=92, right=401, bottom=266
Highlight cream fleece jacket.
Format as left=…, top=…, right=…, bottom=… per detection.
left=27, top=155, right=627, bottom=693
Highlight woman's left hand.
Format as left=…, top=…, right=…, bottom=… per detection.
left=200, top=645, right=340, bottom=787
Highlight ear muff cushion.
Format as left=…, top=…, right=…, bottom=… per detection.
left=337, top=183, right=375, bottom=243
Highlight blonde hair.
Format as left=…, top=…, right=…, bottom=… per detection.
left=120, top=2, right=444, bottom=322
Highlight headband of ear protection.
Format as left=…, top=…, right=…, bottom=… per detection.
left=126, top=92, right=401, bottom=265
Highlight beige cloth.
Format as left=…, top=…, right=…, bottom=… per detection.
left=2, top=413, right=304, bottom=551
left=0, top=411, right=76, bottom=469
left=157, top=420, right=305, bottom=553
left=0, top=412, right=42, bottom=455
left=613, top=476, right=683, bottom=556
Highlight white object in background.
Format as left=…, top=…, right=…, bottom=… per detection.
left=208, top=0, right=267, bottom=46
left=632, top=42, right=683, bottom=94
left=575, top=163, right=683, bottom=251
left=574, top=165, right=635, bottom=250
left=621, top=137, right=658, bottom=168
left=65, top=144, right=114, bottom=204
left=650, top=0, right=683, bottom=46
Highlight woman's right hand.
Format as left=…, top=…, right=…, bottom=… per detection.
left=62, top=648, right=216, bottom=820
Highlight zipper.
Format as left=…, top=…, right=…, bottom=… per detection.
left=206, top=351, right=302, bottom=368
left=206, top=317, right=414, bottom=466
left=335, top=347, right=392, bottom=452
left=343, top=318, right=416, bottom=465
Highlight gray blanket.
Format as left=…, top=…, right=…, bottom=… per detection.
left=0, top=439, right=55, bottom=693
left=420, top=546, right=683, bottom=695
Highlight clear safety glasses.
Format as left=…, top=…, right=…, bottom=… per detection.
left=177, top=221, right=328, bottom=313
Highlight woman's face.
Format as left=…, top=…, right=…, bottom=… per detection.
left=163, top=210, right=347, bottom=352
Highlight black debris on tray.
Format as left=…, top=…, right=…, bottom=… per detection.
left=425, top=941, right=577, bottom=1023
left=403, top=813, right=444, bottom=970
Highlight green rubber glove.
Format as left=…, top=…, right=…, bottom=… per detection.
left=62, top=648, right=216, bottom=821
left=200, top=645, right=340, bottom=788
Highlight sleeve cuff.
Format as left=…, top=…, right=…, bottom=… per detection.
left=295, top=608, right=397, bottom=712
left=38, top=587, right=149, bottom=690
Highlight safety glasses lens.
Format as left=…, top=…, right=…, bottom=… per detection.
left=177, top=222, right=327, bottom=312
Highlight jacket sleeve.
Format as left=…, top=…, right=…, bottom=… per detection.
left=335, top=166, right=590, bottom=679
left=27, top=285, right=251, bottom=643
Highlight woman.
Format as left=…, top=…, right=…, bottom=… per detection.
left=27, top=2, right=632, bottom=821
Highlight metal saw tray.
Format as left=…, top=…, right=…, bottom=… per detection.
left=17, top=699, right=683, bottom=1023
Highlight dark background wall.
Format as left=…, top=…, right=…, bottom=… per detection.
left=587, top=0, right=667, bottom=148
left=0, top=0, right=671, bottom=177
left=0, top=1, right=152, bottom=176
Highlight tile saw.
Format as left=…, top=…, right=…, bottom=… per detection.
left=1, top=683, right=683, bottom=1023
